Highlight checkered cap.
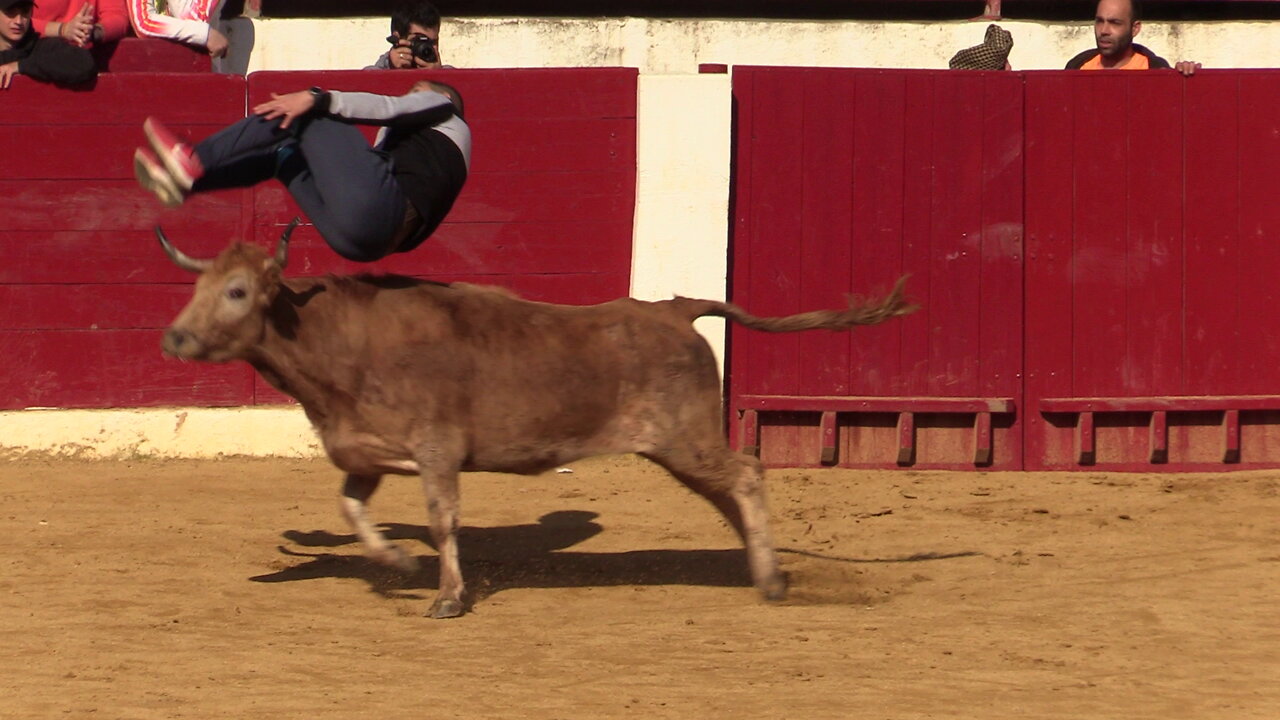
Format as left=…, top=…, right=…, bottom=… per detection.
left=949, top=24, right=1014, bottom=70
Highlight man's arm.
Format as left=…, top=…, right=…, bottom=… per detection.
left=327, top=89, right=457, bottom=127
left=17, top=37, right=97, bottom=85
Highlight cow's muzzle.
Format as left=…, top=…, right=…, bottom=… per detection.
left=162, top=327, right=200, bottom=358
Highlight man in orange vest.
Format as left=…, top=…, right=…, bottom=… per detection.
left=1066, top=0, right=1200, bottom=76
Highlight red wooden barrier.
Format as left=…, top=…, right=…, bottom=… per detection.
left=729, top=67, right=1023, bottom=470
left=1025, top=70, right=1280, bottom=470
left=0, top=73, right=252, bottom=409
left=0, top=68, right=638, bottom=410
left=732, top=67, right=1280, bottom=471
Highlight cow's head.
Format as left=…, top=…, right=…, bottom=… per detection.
left=160, top=219, right=300, bottom=362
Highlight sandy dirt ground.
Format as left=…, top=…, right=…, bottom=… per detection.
left=2, top=455, right=1278, bottom=719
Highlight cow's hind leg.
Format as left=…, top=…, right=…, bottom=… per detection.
left=643, top=448, right=787, bottom=602
left=418, top=467, right=466, bottom=619
left=340, top=473, right=418, bottom=574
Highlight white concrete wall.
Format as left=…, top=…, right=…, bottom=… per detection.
left=241, top=17, right=1279, bottom=74
left=0, top=407, right=322, bottom=459
left=631, top=73, right=732, bottom=371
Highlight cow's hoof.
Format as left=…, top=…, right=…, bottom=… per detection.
left=427, top=597, right=465, bottom=619
left=373, top=546, right=419, bottom=575
left=760, top=572, right=789, bottom=603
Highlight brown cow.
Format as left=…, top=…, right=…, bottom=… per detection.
left=158, top=222, right=917, bottom=618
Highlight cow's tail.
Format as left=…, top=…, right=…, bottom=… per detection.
left=672, top=275, right=918, bottom=332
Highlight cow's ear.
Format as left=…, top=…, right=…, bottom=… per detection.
left=260, top=258, right=284, bottom=296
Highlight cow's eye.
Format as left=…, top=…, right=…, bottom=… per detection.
left=227, top=287, right=247, bottom=300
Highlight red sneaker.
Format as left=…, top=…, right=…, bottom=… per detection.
left=143, top=117, right=204, bottom=191
left=133, top=147, right=185, bottom=207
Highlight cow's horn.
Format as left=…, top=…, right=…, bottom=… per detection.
left=274, top=217, right=300, bottom=269
left=155, top=226, right=212, bottom=274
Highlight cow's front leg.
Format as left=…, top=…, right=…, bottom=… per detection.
left=339, top=473, right=418, bottom=574
left=419, top=468, right=465, bottom=618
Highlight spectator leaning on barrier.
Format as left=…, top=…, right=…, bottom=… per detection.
left=0, top=0, right=96, bottom=88
left=127, top=0, right=228, bottom=58
left=32, top=0, right=128, bottom=48
left=1066, top=0, right=1201, bottom=76
left=133, top=81, right=471, bottom=264
left=949, top=24, right=1013, bottom=70
left=366, top=0, right=445, bottom=70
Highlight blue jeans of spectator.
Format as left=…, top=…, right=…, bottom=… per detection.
left=192, top=115, right=408, bottom=262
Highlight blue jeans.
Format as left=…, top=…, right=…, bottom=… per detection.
left=192, top=115, right=409, bottom=262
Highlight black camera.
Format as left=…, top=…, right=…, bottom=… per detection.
left=387, top=33, right=437, bottom=64
left=410, top=36, right=438, bottom=63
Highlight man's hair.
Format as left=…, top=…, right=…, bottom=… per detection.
left=1100, top=0, right=1143, bottom=22
left=390, top=0, right=441, bottom=36
left=428, top=81, right=464, bottom=119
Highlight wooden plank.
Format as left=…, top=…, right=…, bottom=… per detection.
left=819, top=410, right=838, bottom=465
left=0, top=329, right=253, bottom=409
left=1077, top=411, right=1096, bottom=465
left=897, top=411, right=915, bottom=465
left=0, top=284, right=194, bottom=330
left=466, top=118, right=637, bottom=172
left=739, top=69, right=806, bottom=396
left=898, top=73, right=935, bottom=398
left=1124, top=73, right=1185, bottom=397
left=925, top=72, right=983, bottom=396
left=246, top=68, right=639, bottom=121
left=2, top=124, right=233, bottom=180
left=1149, top=410, right=1169, bottom=463
left=1, top=181, right=244, bottom=233
left=1022, top=73, right=1076, bottom=471
left=974, top=411, right=993, bottom=466
left=978, top=73, right=1024, bottom=404
left=739, top=394, right=1015, bottom=413
left=0, top=74, right=245, bottom=125
left=252, top=170, right=636, bottom=226
left=1039, top=395, right=1280, bottom=412
left=849, top=71, right=909, bottom=396
left=1183, top=73, right=1242, bottom=396
left=249, top=220, right=634, bottom=277
left=97, top=37, right=211, bottom=73
left=1071, top=74, right=1130, bottom=398
left=0, top=228, right=247, bottom=286
left=1235, top=73, right=1280, bottom=395
left=1223, top=409, right=1241, bottom=463
left=796, top=69, right=854, bottom=397
left=739, top=409, right=760, bottom=457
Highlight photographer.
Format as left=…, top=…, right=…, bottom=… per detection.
left=365, top=0, right=446, bottom=70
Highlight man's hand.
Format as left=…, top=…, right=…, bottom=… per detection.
left=252, top=90, right=317, bottom=129
left=1174, top=60, right=1201, bottom=77
left=0, top=61, right=18, bottom=89
left=61, top=3, right=94, bottom=46
left=206, top=27, right=229, bottom=58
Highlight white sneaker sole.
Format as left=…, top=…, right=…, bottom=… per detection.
left=134, top=150, right=185, bottom=208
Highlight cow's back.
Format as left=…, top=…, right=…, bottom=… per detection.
left=307, top=279, right=724, bottom=473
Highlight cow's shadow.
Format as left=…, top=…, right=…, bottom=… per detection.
left=249, top=510, right=754, bottom=601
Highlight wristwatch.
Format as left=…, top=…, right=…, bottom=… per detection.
left=308, top=86, right=331, bottom=114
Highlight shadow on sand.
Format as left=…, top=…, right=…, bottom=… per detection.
left=250, top=509, right=981, bottom=603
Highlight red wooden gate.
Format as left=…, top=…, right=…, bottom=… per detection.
left=1025, top=70, right=1280, bottom=470
left=730, top=67, right=1280, bottom=471
left=729, top=67, right=1023, bottom=470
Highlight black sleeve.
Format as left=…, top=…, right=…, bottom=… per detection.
left=18, top=38, right=96, bottom=86
left=1065, top=49, right=1097, bottom=70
